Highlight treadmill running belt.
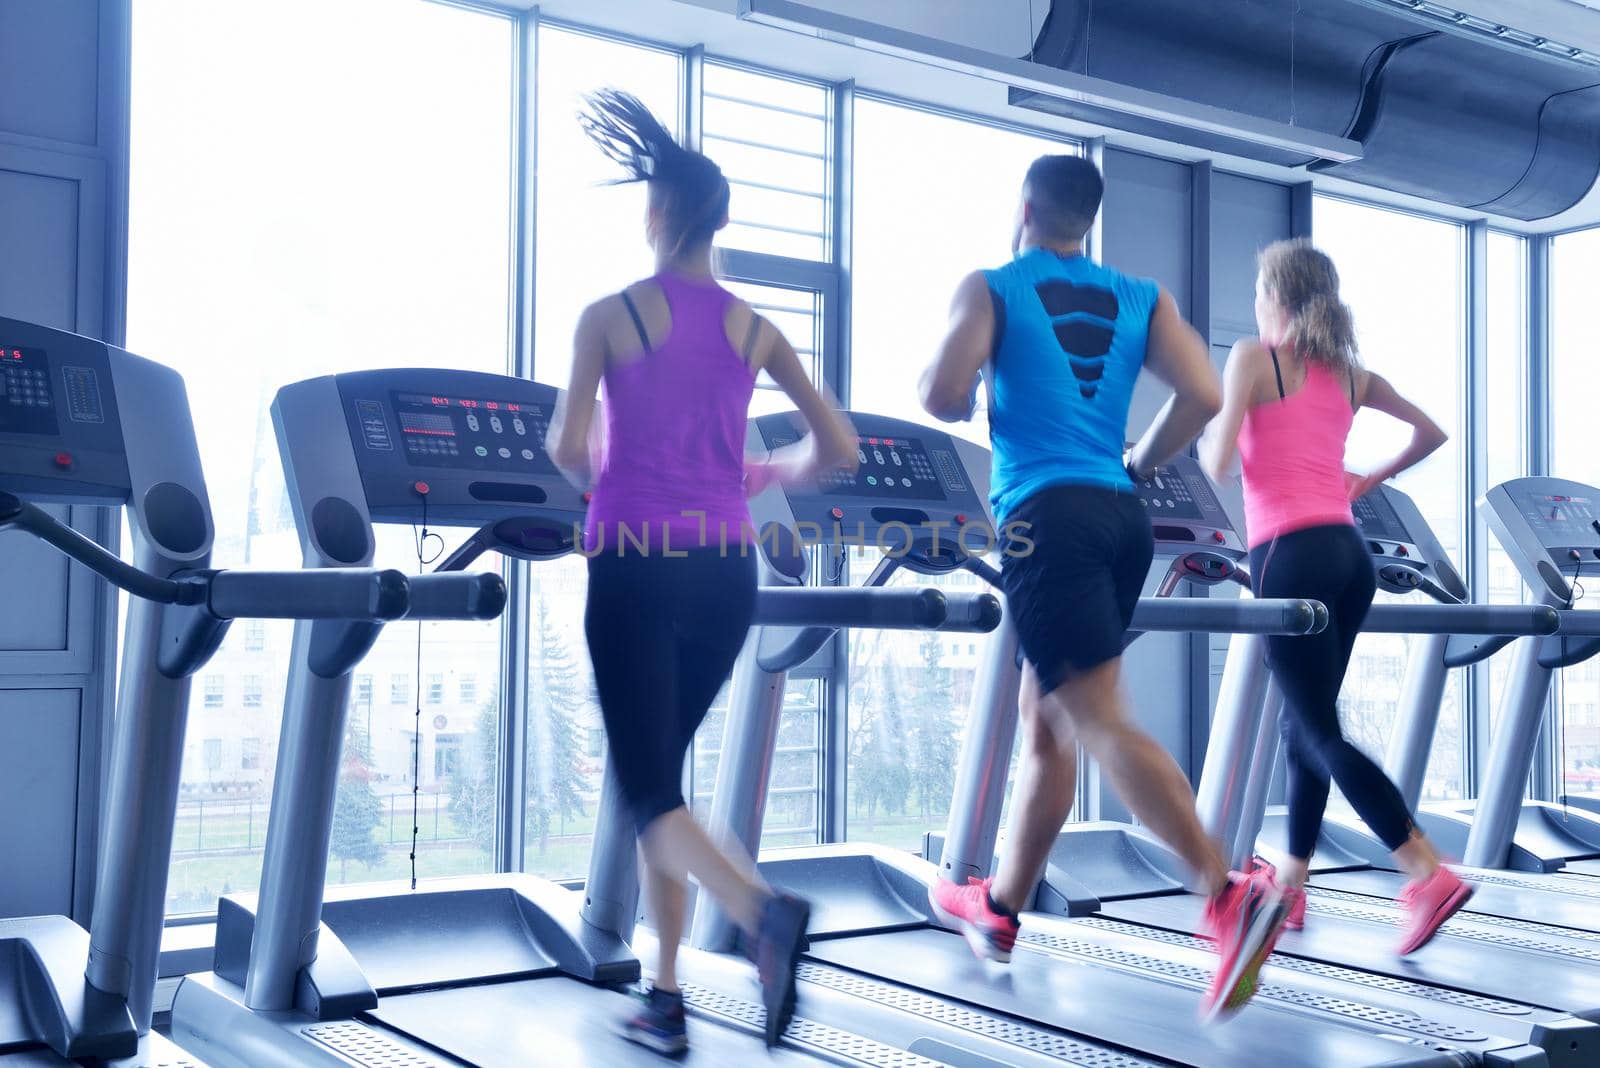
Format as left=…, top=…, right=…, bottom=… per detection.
left=369, top=975, right=924, bottom=1067
left=370, top=978, right=827, bottom=1066
left=1102, top=891, right=1600, bottom=1013
left=807, top=927, right=1454, bottom=1066
left=1312, top=867, right=1600, bottom=932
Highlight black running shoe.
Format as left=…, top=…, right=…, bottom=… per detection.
left=619, top=985, right=688, bottom=1058
left=755, top=892, right=811, bottom=1047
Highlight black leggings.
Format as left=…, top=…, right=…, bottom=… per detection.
left=585, top=549, right=757, bottom=834
left=1251, top=524, right=1414, bottom=859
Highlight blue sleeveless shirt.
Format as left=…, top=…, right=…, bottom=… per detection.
left=983, top=249, right=1159, bottom=522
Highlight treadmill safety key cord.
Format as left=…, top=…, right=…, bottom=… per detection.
left=410, top=480, right=444, bottom=891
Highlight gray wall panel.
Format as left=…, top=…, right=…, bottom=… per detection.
left=0, top=167, right=79, bottom=326
left=0, top=522, right=72, bottom=652
left=1095, top=148, right=1196, bottom=795
left=1101, top=148, right=1194, bottom=439
left=0, top=688, right=82, bottom=917
left=1210, top=172, right=1293, bottom=341
left=0, top=0, right=100, bottom=146
left=0, top=0, right=120, bottom=922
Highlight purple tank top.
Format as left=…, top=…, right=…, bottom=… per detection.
left=583, top=273, right=757, bottom=553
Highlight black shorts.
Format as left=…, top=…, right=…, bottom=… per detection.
left=586, top=549, right=757, bottom=834
left=1001, top=483, right=1154, bottom=694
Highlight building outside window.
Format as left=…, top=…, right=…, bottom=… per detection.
left=203, top=675, right=224, bottom=709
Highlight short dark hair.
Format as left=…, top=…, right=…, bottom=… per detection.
left=1023, top=155, right=1103, bottom=242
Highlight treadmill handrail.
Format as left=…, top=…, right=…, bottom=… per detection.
left=1, top=493, right=414, bottom=620
left=1129, top=597, right=1326, bottom=636
left=1363, top=602, right=1560, bottom=636
left=753, top=587, right=1001, bottom=673
left=403, top=572, right=508, bottom=621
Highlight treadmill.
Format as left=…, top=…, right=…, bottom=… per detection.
left=932, top=457, right=1595, bottom=1067
left=0, top=318, right=463, bottom=1066
left=1250, top=484, right=1600, bottom=934
left=1004, top=473, right=1600, bottom=1061
left=685, top=412, right=1465, bottom=1068
left=1414, top=477, right=1600, bottom=881
left=169, top=369, right=1005, bottom=1068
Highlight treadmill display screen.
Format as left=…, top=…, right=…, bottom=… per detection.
left=817, top=435, right=946, bottom=501
left=1352, top=491, right=1410, bottom=542
left=365, top=392, right=555, bottom=473
left=0, top=346, right=60, bottom=437
left=1517, top=491, right=1599, bottom=539
left=1129, top=465, right=1204, bottom=520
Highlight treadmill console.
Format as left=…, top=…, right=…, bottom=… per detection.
left=752, top=411, right=993, bottom=553
left=1351, top=484, right=1465, bottom=600
left=0, top=319, right=130, bottom=503
left=276, top=370, right=587, bottom=565
left=1129, top=455, right=1245, bottom=558
left=1482, top=477, right=1600, bottom=601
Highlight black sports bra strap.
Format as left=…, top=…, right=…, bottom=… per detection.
left=1348, top=368, right=1358, bottom=407
left=740, top=311, right=763, bottom=365
left=1268, top=347, right=1287, bottom=400
left=619, top=290, right=651, bottom=353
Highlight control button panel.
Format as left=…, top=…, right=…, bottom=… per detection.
left=0, top=347, right=60, bottom=437
left=1131, top=468, right=1200, bottom=518
left=363, top=391, right=552, bottom=474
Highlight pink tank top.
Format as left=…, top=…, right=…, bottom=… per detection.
left=583, top=273, right=757, bottom=553
left=1238, top=355, right=1356, bottom=548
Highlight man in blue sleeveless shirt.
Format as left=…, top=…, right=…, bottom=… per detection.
left=919, top=155, right=1288, bottom=1022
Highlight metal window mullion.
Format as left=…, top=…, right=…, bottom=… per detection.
left=1186, top=159, right=1213, bottom=786
left=824, top=78, right=853, bottom=845
left=497, top=5, right=538, bottom=875
left=684, top=44, right=704, bottom=151
left=1528, top=234, right=1557, bottom=801
left=1464, top=221, right=1489, bottom=797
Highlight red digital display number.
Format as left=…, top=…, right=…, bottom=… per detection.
left=486, top=401, right=500, bottom=411
left=507, top=403, right=521, bottom=412
left=458, top=399, right=479, bottom=409
left=430, top=396, right=449, bottom=406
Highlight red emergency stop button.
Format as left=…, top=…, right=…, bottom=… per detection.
left=53, top=452, right=72, bottom=470
left=1213, top=531, right=1226, bottom=543
left=413, top=481, right=430, bottom=496
left=830, top=507, right=844, bottom=520
left=955, top=513, right=967, bottom=524
left=1395, top=545, right=1409, bottom=557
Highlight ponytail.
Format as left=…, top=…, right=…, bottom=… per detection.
left=1258, top=238, right=1359, bottom=375
left=579, top=88, right=731, bottom=259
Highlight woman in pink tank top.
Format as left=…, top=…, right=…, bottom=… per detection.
left=547, top=91, right=856, bottom=1054
left=1201, top=239, right=1471, bottom=956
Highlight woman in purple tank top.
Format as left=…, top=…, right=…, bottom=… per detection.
left=547, top=91, right=856, bottom=1055
left=1202, top=240, right=1470, bottom=956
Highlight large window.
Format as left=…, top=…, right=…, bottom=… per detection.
left=1550, top=228, right=1600, bottom=799
left=532, top=27, right=682, bottom=392
left=846, top=100, right=1073, bottom=847
left=1314, top=197, right=1466, bottom=801
left=702, top=63, right=831, bottom=261
left=129, top=0, right=516, bottom=914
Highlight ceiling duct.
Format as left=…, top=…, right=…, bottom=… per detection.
left=735, top=0, right=1362, bottom=164
left=1017, top=0, right=1600, bottom=219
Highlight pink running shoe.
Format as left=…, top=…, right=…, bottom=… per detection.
left=1250, top=858, right=1306, bottom=930
left=928, top=877, right=1020, bottom=963
left=1199, top=871, right=1289, bottom=1023
left=1397, top=865, right=1474, bottom=956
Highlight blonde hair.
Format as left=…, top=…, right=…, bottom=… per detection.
left=1258, top=239, right=1360, bottom=375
